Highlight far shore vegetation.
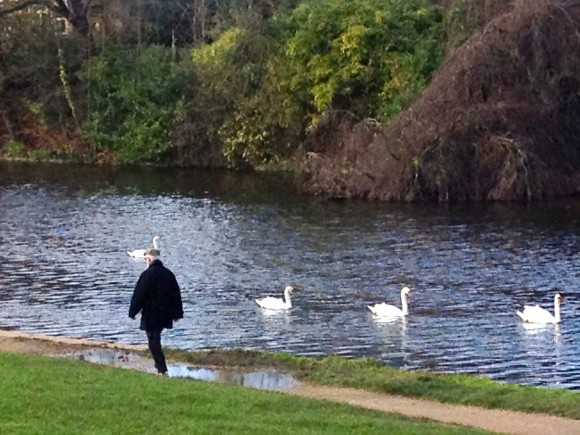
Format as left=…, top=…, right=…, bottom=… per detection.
left=0, top=0, right=445, bottom=170
left=5, top=1, right=580, bottom=201
left=0, top=350, right=489, bottom=434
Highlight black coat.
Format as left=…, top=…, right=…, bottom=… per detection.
left=129, top=260, right=183, bottom=331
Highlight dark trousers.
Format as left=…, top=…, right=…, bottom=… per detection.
left=146, top=328, right=167, bottom=374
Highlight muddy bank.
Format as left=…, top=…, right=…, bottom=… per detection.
left=0, top=330, right=145, bottom=355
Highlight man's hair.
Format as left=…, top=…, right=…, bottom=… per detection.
left=145, top=248, right=161, bottom=257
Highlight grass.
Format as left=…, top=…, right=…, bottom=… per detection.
left=0, top=351, right=487, bottom=434
left=166, top=348, right=580, bottom=420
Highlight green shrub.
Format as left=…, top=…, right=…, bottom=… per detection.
left=283, top=0, right=444, bottom=125
left=81, top=45, right=191, bottom=163
left=2, top=140, right=27, bottom=158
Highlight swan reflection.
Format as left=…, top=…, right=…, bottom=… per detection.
left=521, top=321, right=561, bottom=344
left=373, top=316, right=408, bottom=341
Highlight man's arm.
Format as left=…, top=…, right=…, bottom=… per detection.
left=129, top=273, right=147, bottom=319
left=170, top=274, right=184, bottom=320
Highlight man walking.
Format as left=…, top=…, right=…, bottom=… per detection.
left=129, top=248, right=183, bottom=375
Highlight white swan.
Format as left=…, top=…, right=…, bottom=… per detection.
left=517, top=293, right=562, bottom=324
left=368, top=286, right=411, bottom=318
left=127, top=236, right=160, bottom=258
left=256, top=286, right=294, bottom=310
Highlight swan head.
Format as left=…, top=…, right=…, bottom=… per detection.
left=554, top=293, right=563, bottom=306
left=284, top=286, right=294, bottom=294
left=401, top=286, right=411, bottom=295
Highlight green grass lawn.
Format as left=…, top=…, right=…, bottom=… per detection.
left=0, top=351, right=487, bottom=434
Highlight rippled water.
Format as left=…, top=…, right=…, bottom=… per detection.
left=1, top=162, right=580, bottom=389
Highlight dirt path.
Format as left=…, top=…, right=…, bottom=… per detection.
left=290, top=384, right=579, bottom=435
left=1, top=330, right=578, bottom=435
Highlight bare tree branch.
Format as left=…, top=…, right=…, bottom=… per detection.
left=0, top=0, right=52, bottom=18
left=51, top=0, right=72, bottom=19
left=0, top=0, right=90, bottom=35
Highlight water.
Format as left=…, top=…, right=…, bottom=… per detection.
left=64, top=348, right=298, bottom=390
left=1, top=162, right=580, bottom=389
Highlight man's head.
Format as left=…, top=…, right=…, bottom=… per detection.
left=145, top=248, right=160, bottom=264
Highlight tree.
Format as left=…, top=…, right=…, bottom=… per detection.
left=0, top=0, right=90, bottom=35
left=283, top=0, right=444, bottom=124
left=81, top=45, right=192, bottom=163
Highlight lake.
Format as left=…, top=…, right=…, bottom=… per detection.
left=1, top=161, right=579, bottom=389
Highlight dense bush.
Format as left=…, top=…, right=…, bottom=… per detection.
left=189, top=0, right=444, bottom=169
left=283, top=0, right=443, bottom=125
left=81, top=45, right=192, bottom=163
left=0, top=9, right=84, bottom=149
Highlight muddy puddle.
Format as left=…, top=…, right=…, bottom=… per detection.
left=60, top=348, right=299, bottom=391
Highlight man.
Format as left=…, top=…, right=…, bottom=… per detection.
left=129, top=248, right=183, bottom=375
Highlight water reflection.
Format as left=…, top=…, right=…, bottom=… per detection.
left=165, top=366, right=299, bottom=391
left=520, top=322, right=560, bottom=335
left=1, top=162, right=580, bottom=390
left=63, top=348, right=298, bottom=390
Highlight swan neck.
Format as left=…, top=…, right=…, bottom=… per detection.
left=284, top=290, right=292, bottom=308
left=554, top=298, right=561, bottom=322
left=401, top=293, right=409, bottom=315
